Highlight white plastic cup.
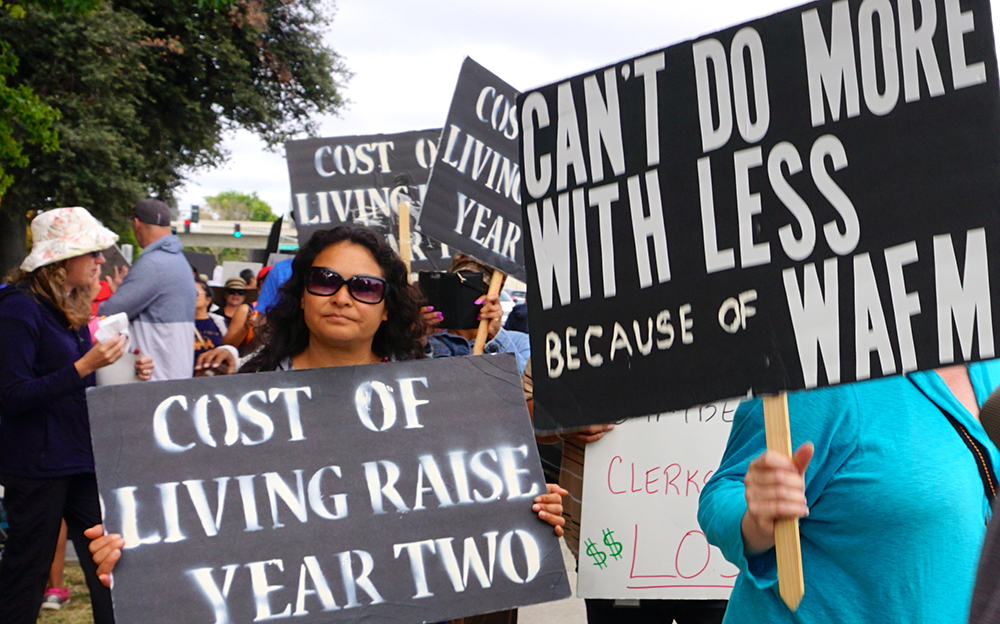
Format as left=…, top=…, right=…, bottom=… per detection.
left=95, top=352, right=138, bottom=386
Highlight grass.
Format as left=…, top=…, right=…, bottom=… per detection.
left=36, top=561, right=93, bottom=624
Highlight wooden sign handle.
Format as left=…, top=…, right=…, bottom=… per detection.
left=472, top=271, right=505, bottom=355
left=398, top=201, right=411, bottom=274
left=762, top=393, right=804, bottom=611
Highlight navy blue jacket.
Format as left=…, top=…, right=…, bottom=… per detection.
left=0, top=286, right=96, bottom=477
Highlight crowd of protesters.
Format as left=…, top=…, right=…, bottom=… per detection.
left=2, top=201, right=1000, bottom=624
left=0, top=204, right=553, bottom=624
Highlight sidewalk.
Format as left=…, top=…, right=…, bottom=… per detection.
left=520, top=538, right=587, bottom=624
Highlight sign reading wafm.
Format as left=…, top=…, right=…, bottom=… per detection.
left=286, top=130, right=449, bottom=270
left=87, top=356, right=570, bottom=624
left=421, top=58, right=526, bottom=280
left=520, top=0, right=1000, bottom=431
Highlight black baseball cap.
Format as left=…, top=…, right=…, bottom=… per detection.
left=133, top=198, right=171, bottom=226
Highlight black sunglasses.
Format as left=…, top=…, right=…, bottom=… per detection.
left=89, top=250, right=103, bottom=258
left=307, top=267, right=388, bottom=304
left=225, top=288, right=245, bottom=296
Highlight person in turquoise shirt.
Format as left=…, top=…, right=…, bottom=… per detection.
left=698, top=361, right=1000, bottom=624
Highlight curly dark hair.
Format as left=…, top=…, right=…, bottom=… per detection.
left=242, top=224, right=425, bottom=372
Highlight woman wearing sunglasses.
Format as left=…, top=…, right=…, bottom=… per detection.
left=220, top=277, right=250, bottom=326
left=240, top=224, right=424, bottom=371
left=86, top=224, right=567, bottom=596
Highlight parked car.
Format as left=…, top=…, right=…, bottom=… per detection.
left=500, top=290, right=515, bottom=324
left=506, top=289, right=527, bottom=305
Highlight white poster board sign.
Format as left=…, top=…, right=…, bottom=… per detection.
left=577, top=400, right=741, bottom=599
left=220, top=261, right=263, bottom=283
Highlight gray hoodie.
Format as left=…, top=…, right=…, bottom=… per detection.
left=100, top=234, right=196, bottom=381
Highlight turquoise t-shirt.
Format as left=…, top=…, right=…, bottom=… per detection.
left=699, top=361, right=1000, bottom=623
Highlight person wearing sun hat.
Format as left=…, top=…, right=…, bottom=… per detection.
left=99, top=197, right=196, bottom=381
left=0, top=207, right=154, bottom=624
left=213, top=276, right=257, bottom=322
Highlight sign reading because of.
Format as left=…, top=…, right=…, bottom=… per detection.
left=420, top=57, right=526, bottom=280
left=286, top=130, right=449, bottom=270
left=87, top=355, right=570, bottom=624
left=577, top=400, right=739, bottom=600
left=520, top=0, right=1000, bottom=431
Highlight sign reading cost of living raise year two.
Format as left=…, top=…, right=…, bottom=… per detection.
left=520, top=0, right=1000, bottom=431
left=420, top=57, right=527, bottom=281
left=87, top=356, right=571, bottom=624
left=285, top=129, right=450, bottom=271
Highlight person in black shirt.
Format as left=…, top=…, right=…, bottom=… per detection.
left=193, top=280, right=226, bottom=367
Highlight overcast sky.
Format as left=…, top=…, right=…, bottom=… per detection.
left=176, top=0, right=1000, bottom=216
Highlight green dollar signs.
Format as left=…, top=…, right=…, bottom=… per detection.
left=584, top=538, right=607, bottom=569
left=603, top=527, right=623, bottom=561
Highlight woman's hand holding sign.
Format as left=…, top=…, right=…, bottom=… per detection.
left=84, top=524, right=124, bottom=588
left=535, top=484, right=569, bottom=537
left=741, top=442, right=813, bottom=556
left=194, top=346, right=237, bottom=376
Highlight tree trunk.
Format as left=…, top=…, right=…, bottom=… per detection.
left=0, top=197, right=27, bottom=277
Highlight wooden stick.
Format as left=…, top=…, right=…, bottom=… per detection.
left=398, top=201, right=411, bottom=274
left=762, top=393, right=804, bottom=611
left=472, top=271, right=505, bottom=355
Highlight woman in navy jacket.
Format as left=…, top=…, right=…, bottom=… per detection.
left=0, top=207, right=152, bottom=624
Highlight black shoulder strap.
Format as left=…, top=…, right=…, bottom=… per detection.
left=940, top=408, right=998, bottom=504
left=979, top=387, right=1000, bottom=450
left=910, top=377, right=998, bottom=504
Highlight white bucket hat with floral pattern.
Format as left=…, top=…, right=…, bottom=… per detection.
left=20, top=207, right=119, bottom=272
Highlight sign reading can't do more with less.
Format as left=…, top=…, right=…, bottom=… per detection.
left=520, top=0, right=1000, bottom=431
left=87, top=356, right=570, bottom=624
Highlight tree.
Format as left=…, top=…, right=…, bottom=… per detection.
left=202, top=190, right=278, bottom=222
left=0, top=0, right=348, bottom=273
left=0, top=1, right=103, bottom=198
left=0, top=38, right=60, bottom=199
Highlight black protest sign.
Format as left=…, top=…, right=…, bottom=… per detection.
left=87, top=355, right=570, bottom=624
left=285, top=130, right=450, bottom=270
left=420, top=58, right=526, bottom=281
left=520, top=0, right=1000, bottom=431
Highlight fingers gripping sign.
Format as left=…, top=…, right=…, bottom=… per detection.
left=743, top=445, right=812, bottom=546
left=534, top=484, right=569, bottom=537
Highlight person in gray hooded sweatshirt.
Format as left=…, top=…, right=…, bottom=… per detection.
left=99, top=198, right=196, bottom=380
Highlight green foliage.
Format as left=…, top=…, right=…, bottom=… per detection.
left=0, top=38, right=60, bottom=197
left=12, top=0, right=102, bottom=15
left=0, top=0, right=347, bottom=272
left=0, top=0, right=130, bottom=199
left=203, top=190, right=278, bottom=222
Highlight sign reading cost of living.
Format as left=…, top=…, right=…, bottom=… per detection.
left=420, top=57, right=527, bottom=281
left=521, top=0, right=1000, bottom=430
left=87, top=356, right=570, bottom=624
left=285, top=129, right=450, bottom=271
